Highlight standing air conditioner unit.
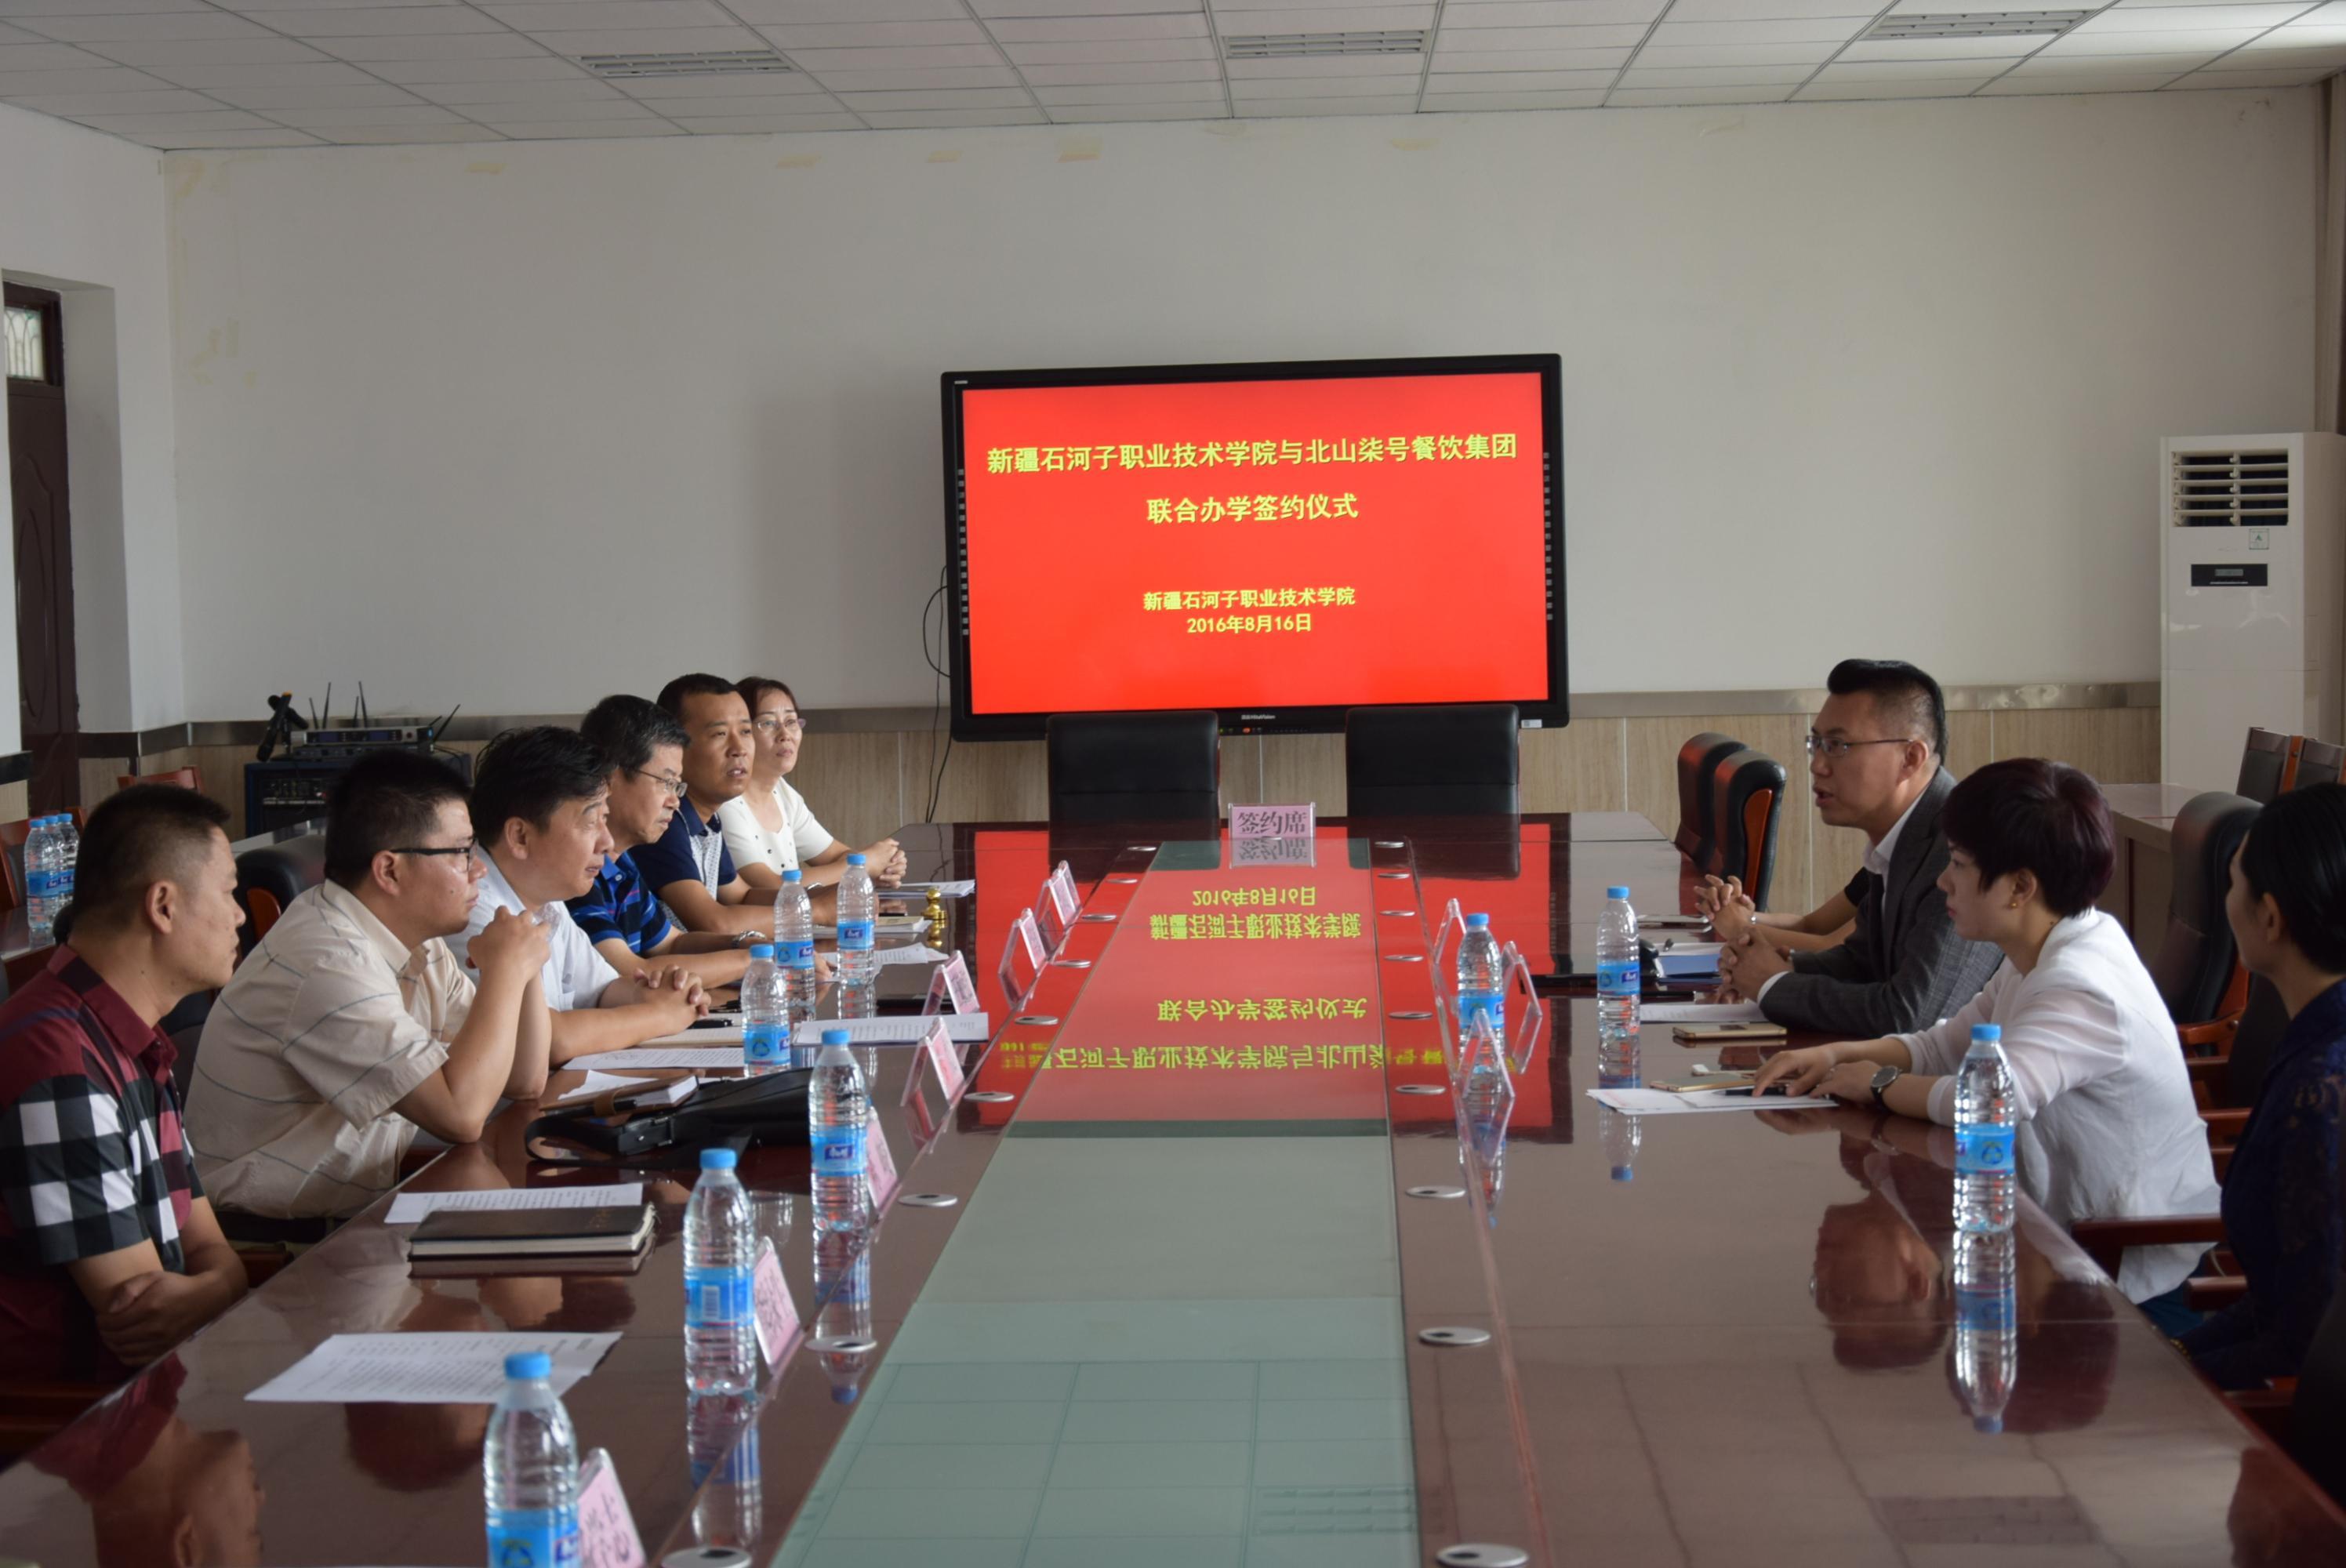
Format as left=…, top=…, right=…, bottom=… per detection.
left=2161, top=434, right=2345, bottom=793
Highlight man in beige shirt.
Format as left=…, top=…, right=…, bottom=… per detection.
left=188, top=752, right=550, bottom=1223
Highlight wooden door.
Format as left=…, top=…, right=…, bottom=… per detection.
left=5, top=284, right=77, bottom=814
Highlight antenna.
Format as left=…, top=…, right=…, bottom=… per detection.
left=357, top=682, right=369, bottom=728
left=321, top=684, right=332, bottom=731
left=425, top=703, right=461, bottom=746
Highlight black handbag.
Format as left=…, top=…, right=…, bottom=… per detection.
left=525, top=1069, right=812, bottom=1163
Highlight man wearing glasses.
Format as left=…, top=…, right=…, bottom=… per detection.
left=189, top=752, right=552, bottom=1225
left=1716, top=659, right=2003, bottom=1036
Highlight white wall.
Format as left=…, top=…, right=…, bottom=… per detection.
left=165, top=89, right=2319, bottom=719
left=0, top=103, right=181, bottom=740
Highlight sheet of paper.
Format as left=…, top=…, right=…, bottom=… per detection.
left=1586, top=1087, right=1836, bottom=1115
left=793, top=1014, right=990, bottom=1045
left=641, top=1022, right=744, bottom=1047
left=549, top=1070, right=676, bottom=1108
left=579, top=1046, right=746, bottom=1069
left=1640, top=1000, right=1768, bottom=1023
left=246, top=1331, right=620, bottom=1403
left=871, top=944, right=950, bottom=967
left=385, top=1181, right=644, bottom=1226
left=889, top=880, right=975, bottom=898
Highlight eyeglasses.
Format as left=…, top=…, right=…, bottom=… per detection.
left=391, top=840, right=478, bottom=864
left=753, top=714, right=808, bottom=736
left=624, top=768, right=688, bottom=800
left=1804, top=735, right=1913, bottom=760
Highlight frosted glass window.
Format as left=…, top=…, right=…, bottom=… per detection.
left=5, top=307, right=44, bottom=382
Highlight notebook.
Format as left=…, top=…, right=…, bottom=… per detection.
left=407, top=1204, right=655, bottom=1260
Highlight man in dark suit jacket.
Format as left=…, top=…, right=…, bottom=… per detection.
left=1720, top=660, right=2003, bottom=1037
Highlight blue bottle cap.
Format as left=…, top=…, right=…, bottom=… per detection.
left=1607, top=885, right=1631, bottom=899
left=783, top=868, right=802, bottom=882
left=822, top=1029, right=852, bottom=1046
left=1973, top=1414, right=2003, bottom=1434
left=831, top=1385, right=860, bottom=1406
left=846, top=853, right=866, bottom=866
left=699, top=1147, right=738, bottom=1170
left=749, top=943, right=775, bottom=960
left=504, top=1351, right=552, bottom=1381
left=1971, top=1024, right=2003, bottom=1044
left=1611, top=1167, right=1634, bottom=1183
left=1465, top=913, right=1490, bottom=928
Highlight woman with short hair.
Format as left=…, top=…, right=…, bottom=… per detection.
left=1756, top=758, right=2220, bottom=1323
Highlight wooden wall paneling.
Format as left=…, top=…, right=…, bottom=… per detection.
left=1520, top=720, right=1623, bottom=816
left=187, top=743, right=250, bottom=837
left=1943, top=711, right=1991, bottom=781
left=1218, top=735, right=1263, bottom=813
left=78, top=758, right=127, bottom=814
left=910, top=739, right=1047, bottom=826
left=1989, top=707, right=2160, bottom=788
left=0, top=782, right=25, bottom=822
left=786, top=732, right=902, bottom=853
left=1261, top=733, right=1343, bottom=814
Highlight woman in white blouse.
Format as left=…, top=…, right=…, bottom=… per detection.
left=1754, top=757, right=2218, bottom=1319
left=717, top=677, right=908, bottom=891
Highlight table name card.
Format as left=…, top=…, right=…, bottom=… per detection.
left=1232, top=803, right=1315, bottom=839
left=578, top=1447, right=645, bottom=1568
left=924, top=951, right=979, bottom=1016
left=752, top=1240, right=800, bottom=1367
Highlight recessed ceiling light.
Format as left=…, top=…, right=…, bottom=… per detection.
left=578, top=49, right=794, bottom=79
left=1865, top=11, right=2093, bottom=41
left=1223, top=31, right=1429, bottom=60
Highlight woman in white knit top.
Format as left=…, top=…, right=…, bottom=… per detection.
left=715, top=676, right=906, bottom=892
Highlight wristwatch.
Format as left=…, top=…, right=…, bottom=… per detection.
left=1868, top=1064, right=1905, bottom=1109
left=732, top=930, right=769, bottom=949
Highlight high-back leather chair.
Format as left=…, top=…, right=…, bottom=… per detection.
left=2292, top=738, right=2344, bottom=791
left=2238, top=728, right=2293, bottom=804
left=1708, top=748, right=1787, bottom=909
left=1344, top=704, right=1520, bottom=817
left=116, top=764, right=204, bottom=795
left=234, top=834, right=325, bottom=960
left=2290, top=1279, right=2346, bottom=1507
left=2148, top=791, right=2261, bottom=1025
left=1046, top=710, right=1220, bottom=824
left=1672, top=731, right=1741, bottom=866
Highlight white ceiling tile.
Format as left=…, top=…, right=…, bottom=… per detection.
left=1419, top=86, right=1606, bottom=107
left=1440, top=1, right=1668, bottom=24
left=0, top=0, right=208, bottom=13
left=432, top=96, right=655, bottom=119
left=12, top=11, right=276, bottom=44
left=1224, top=54, right=1418, bottom=76
left=484, top=118, right=682, bottom=135
left=2229, top=40, right=2346, bottom=62
left=613, top=70, right=828, bottom=94
left=2079, top=2, right=2306, bottom=25
left=721, top=0, right=969, bottom=21
left=1215, top=5, right=1435, bottom=29
left=808, top=65, right=1023, bottom=88
left=1836, top=35, right=2043, bottom=59
left=1018, top=59, right=1220, bottom=82
left=6, top=85, right=219, bottom=113
left=1433, top=24, right=1647, bottom=47
left=151, top=60, right=380, bottom=85
left=2279, top=2, right=2346, bottom=20
left=1607, top=83, right=1796, bottom=103
left=1796, top=76, right=1985, bottom=95
left=313, top=124, right=506, bottom=143
left=0, top=65, right=178, bottom=94
left=783, top=45, right=1007, bottom=69
left=0, top=42, right=123, bottom=71
left=220, top=0, right=486, bottom=10
left=271, top=100, right=474, bottom=124
left=1223, top=93, right=1418, bottom=112
left=1668, top=0, right=1880, bottom=18
left=207, top=82, right=430, bottom=108
left=613, top=90, right=822, bottom=112
left=1811, top=58, right=2003, bottom=80
left=311, top=33, right=552, bottom=62
left=0, top=23, right=42, bottom=45
left=83, top=38, right=335, bottom=67
left=983, top=14, right=1208, bottom=42
left=1418, top=65, right=1615, bottom=88
left=1046, top=102, right=1225, bottom=118
left=835, top=85, right=1033, bottom=107
left=2246, top=21, right=2346, bottom=42
left=1231, top=71, right=1424, bottom=92
left=251, top=6, right=509, bottom=36
left=971, top=0, right=1197, bottom=13
left=1433, top=47, right=1643, bottom=68
left=1002, top=39, right=1217, bottom=64
left=1030, top=78, right=1226, bottom=100
left=409, top=74, right=620, bottom=101
left=1980, top=70, right=2183, bottom=89
left=525, top=26, right=767, bottom=53
left=1630, top=41, right=1842, bottom=64
left=74, top=107, right=278, bottom=132
left=2169, top=63, right=2337, bottom=80
left=1647, top=18, right=1871, bottom=45
left=2117, top=0, right=2319, bottom=7
left=131, top=127, right=328, bottom=147
left=853, top=107, right=1048, bottom=126
left=2037, top=26, right=2263, bottom=53
left=485, top=2, right=740, bottom=30
left=368, top=54, right=594, bottom=82
left=760, top=21, right=991, bottom=46
left=670, top=110, right=862, bottom=128
left=2007, top=49, right=2219, bottom=69
left=1614, top=63, right=1819, bottom=85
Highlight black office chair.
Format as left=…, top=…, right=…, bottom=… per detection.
left=2293, top=738, right=2344, bottom=791
left=2239, top=728, right=2294, bottom=804
left=1708, top=748, right=1787, bottom=909
left=2147, top=791, right=2260, bottom=1028
left=234, top=834, right=326, bottom=960
left=1045, top=710, right=1220, bottom=824
left=1343, top=704, right=1520, bottom=817
left=1672, top=732, right=1741, bottom=866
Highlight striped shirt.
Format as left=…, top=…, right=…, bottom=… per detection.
left=187, top=880, right=473, bottom=1220
left=567, top=852, right=675, bottom=957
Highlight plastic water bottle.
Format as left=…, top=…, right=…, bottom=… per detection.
left=1455, top=913, right=1505, bottom=1039
left=810, top=1031, right=869, bottom=1236
left=1952, top=1229, right=2017, bottom=1433
left=1596, top=885, right=1641, bottom=1086
left=24, top=816, right=57, bottom=940
left=483, top=1350, right=581, bottom=1568
left=1955, top=1024, right=2017, bottom=1234
left=835, top=854, right=877, bottom=1019
left=812, top=1224, right=875, bottom=1406
left=1600, top=1105, right=1643, bottom=1184
left=683, top=1147, right=757, bottom=1394
left=773, top=868, right=819, bottom=1034
left=739, top=945, right=787, bottom=1076
left=54, top=815, right=76, bottom=906
left=686, top=1391, right=762, bottom=1550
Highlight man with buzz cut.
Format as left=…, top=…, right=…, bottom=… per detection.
left=1718, top=659, right=2004, bottom=1036
left=630, top=673, right=790, bottom=938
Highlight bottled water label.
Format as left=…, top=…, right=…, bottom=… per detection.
left=1458, top=990, right=1502, bottom=1027
left=1956, top=1124, right=2014, bottom=1174
left=1596, top=958, right=1640, bottom=997
left=812, top=1128, right=866, bottom=1178
left=743, top=1024, right=786, bottom=1067
left=1957, top=1283, right=2015, bottom=1333
left=486, top=1506, right=579, bottom=1568
left=782, top=938, right=816, bottom=969
left=837, top=920, right=874, bottom=951
left=685, top=1265, right=752, bottom=1330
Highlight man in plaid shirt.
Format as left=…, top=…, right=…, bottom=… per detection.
left=0, top=786, right=251, bottom=1384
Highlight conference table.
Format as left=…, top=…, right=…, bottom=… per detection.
left=3, top=813, right=2341, bottom=1567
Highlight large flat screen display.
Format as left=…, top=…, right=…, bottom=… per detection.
left=941, top=354, right=1566, bottom=739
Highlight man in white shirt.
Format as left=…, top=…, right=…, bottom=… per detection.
left=445, top=726, right=707, bottom=1065
left=1719, top=659, right=2003, bottom=1036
